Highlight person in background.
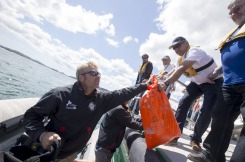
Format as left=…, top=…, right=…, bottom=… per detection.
left=129, top=53, right=153, bottom=115
left=95, top=101, right=143, bottom=162
left=185, top=96, right=202, bottom=129
left=157, top=55, right=175, bottom=98
left=188, top=0, right=245, bottom=161
left=23, top=61, right=153, bottom=162
left=135, top=53, right=153, bottom=84
left=162, top=36, right=223, bottom=152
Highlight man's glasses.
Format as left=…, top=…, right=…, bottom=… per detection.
left=229, top=3, right=245, bottom=16
left=142, top=57, right=148, bottom=59
left=81, top=70, right=101, bottom=77
left=172, top=42, right=184, bottom=50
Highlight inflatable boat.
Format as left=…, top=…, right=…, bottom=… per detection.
left=0, top=98, right=241, bottom=162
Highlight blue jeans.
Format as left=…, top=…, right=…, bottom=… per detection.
left=203, top=83, right=245, bottom=162
left=175, top=78, right=223, bottom=143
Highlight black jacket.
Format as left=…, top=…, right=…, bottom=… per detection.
left=136, top=61, right=153, bottom=84
left=96, top=106, right=143, bottom=150
left=23, top=82, right=147, bottom=159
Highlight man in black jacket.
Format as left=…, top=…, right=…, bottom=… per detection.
left=130, top=54, right=153, bottom=115
left=135, top=53, right=153, bottom=84
left=95, top=101, right=143, bottom=162
left=23, top=61, right=152, bottom=162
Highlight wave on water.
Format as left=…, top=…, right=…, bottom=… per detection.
left=0, top=46, right=75, bottom=100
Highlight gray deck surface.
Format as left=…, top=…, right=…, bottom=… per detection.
left=157, top=128, right=236, bottom=162
left=80, top=128, right=237, bottom=162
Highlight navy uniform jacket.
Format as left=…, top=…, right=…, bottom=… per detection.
left=96, top=105, right=143, bottom=150
left=23, top=82, right=147, bottom=158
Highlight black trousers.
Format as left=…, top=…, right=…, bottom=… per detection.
left=203, top=83, right=245, bottom=162
left=175, top=78, right=223, bottom=143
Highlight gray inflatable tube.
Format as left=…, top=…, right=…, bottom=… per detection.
left=124, top=128, right=164, bottom=162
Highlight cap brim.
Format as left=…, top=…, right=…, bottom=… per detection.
left=168, top=42, right=179, bottom=49
left=169, top=40, right=186, bottom=49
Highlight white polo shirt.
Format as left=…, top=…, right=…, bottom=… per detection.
left=164, top=64, right=175, bottom=73
left=181, top=47, right=218, bottom=85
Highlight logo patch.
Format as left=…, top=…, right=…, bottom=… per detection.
left=66, top=100, right=77, bottom=110
left=88, top=102, right=96, bottom=111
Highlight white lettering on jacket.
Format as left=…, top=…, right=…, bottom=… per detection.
left=66, top=100, right=77, bottom=110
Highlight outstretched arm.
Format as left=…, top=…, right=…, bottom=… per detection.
left=165, top=60, right=195, bottom=85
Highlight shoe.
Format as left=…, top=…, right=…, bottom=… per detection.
left=187, top=152, right=212, bottom=162
left=190, top=141, right=202, bottom=152
left=164, top=139, right=178, bottom=146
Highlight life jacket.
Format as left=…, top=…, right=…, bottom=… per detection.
left=217, top=23, right=245, bottom=50
left=138, top=61, right=150, bottom=73
left=177, top=48, right=197, bottom=78
left=157, top=65, right=171, bottom=79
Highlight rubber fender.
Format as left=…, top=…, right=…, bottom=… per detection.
left=124, top=128, right=163, bottom=162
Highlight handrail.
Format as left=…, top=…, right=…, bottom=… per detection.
left=176, top=80, right=187, bottom=87
left=169, top=79, right=187, bottom=105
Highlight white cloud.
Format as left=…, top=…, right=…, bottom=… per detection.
left=123, top=36, right=139, bottom=44
left=123, top=36, right=133, bottom=44
left=0, top=0, right=240, bottom=93
left=134, top=38, right=139, bottom=43
left=140, top=0, right=238, bottom=100
left=0, top=1, right=136, bottom=90
left=0, top=0, right=115, bottom=36
left=140, top=0, right=237, bottom=72
left=106, top=38, right=119, bottom=47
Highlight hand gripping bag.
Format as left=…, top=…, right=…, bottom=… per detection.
left=140, top=76, right=181, bottom=149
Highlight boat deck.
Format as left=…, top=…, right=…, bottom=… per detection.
left=156, top=128, right=236, bottom=162
left=0, top=98, right=238, bottom=162
left=81, top=127, right=237, bottom=162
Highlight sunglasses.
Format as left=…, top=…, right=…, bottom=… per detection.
left=81, top=70, right=101, bottom=77
left=173, top=42, right=184, bottom=50
left=142, top=57, right=148, bottom=59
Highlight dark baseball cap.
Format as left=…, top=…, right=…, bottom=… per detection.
left=169, top=36, right=186, bottom=49
left=142, top=53, right=149, bottom=59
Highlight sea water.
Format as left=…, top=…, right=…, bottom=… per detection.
left=0, top=47, right=75, bottom=100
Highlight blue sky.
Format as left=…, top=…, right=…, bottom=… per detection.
left=0, top=0, right=236, bottom=99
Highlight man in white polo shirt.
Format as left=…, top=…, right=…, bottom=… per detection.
left=157, top=55, right=175, bottom=98
left=162, top=36, right=224, bottom=152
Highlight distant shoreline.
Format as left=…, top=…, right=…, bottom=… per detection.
left=0, top=44, right=76, bottom=80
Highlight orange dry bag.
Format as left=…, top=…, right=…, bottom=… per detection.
left=140, top=75, right=181, bottom=149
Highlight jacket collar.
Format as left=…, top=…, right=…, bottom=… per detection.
left=217, top=23, right=245, bottom=50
